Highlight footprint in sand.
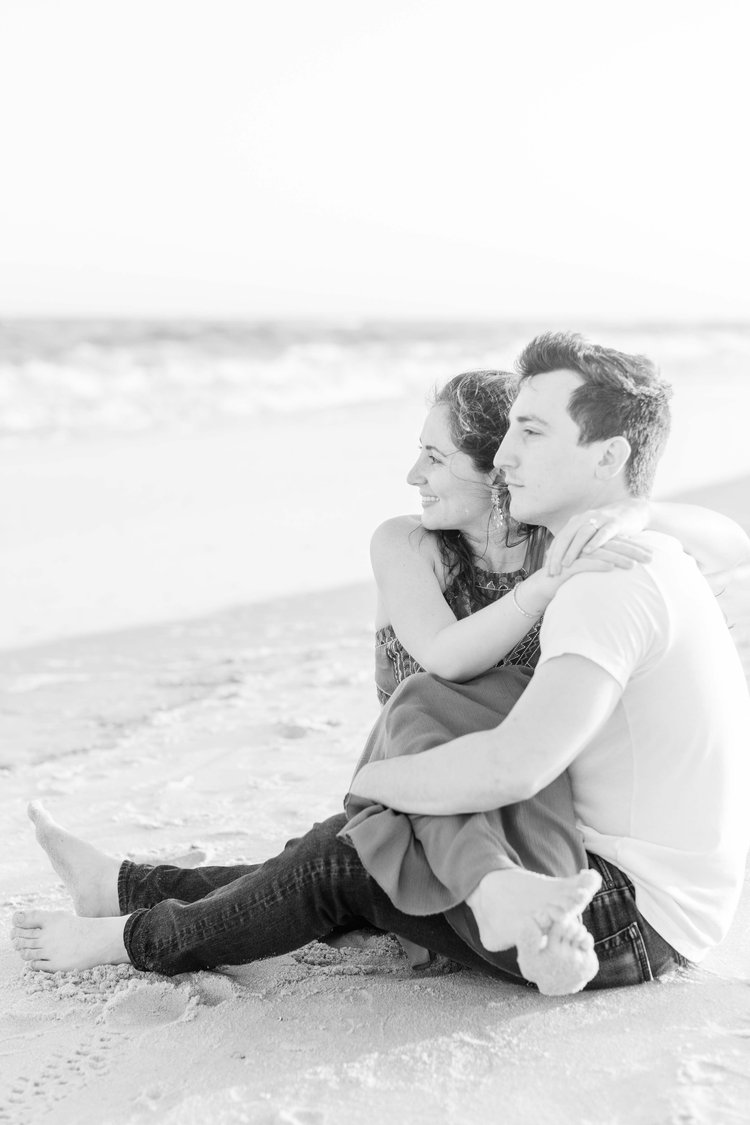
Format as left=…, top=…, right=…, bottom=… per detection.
left=671, top=1052, right=750, bottom=1123
left=276, top=723, right=310, bottom=739
left=99, top=973, right=238, bottom=1027
left=190, top=973, right=239, bottom=1006
left=100, top=980, right=198, bottom=1028
left=2, top=1028, right=115, bottom=1124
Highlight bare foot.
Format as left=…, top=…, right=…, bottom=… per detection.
left=467, top=866, right=601, bottom=950
left=517, top=914, right=599, bottom=995
left=466, top=866, right=601, bottom=995
left=11, top=909, right=130, bottom=972
left=27, top=801, right=121, bottom=917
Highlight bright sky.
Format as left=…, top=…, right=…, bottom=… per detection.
left=1, top=0, right=748, bottom=320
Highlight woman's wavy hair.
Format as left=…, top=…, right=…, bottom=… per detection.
left=429, top=370, right=537, bottom=606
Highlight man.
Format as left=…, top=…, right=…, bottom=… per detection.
left=12, top=334, right=750, bottom=996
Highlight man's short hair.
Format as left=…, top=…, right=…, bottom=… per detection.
left=515, top=332, right=673, bottom=496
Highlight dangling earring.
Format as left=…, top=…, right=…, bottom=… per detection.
left=490, top=489, right=505, bottom=533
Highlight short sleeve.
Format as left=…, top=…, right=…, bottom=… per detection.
left=537, top=566, right=666, bottom=689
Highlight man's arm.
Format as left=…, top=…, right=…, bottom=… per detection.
left=349, top=655, right=623, bottom=815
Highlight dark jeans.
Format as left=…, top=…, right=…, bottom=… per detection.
left=120, top=814, right=687, bottom=988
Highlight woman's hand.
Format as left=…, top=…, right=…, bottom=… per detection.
left=545, top=500, right=653, bottom=577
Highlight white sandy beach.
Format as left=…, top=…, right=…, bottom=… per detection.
left=2, top=389, right=750, bottom=1123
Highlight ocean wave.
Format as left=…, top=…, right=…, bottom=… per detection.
left=1, top=319, right=748, bottom=441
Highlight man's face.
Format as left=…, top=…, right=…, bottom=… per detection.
left=494, top=369, right=606, bottom=534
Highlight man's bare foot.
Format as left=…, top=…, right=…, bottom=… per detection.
left=27, top=801, right=121, bottom=917
left=466, top=866, right=602, bottom=995
left=11, top=909, right=130, bottom=972
left=517, top=914, right=599, bottom=996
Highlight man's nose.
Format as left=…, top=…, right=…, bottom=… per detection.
left=493, top=434, right=513, bottom=471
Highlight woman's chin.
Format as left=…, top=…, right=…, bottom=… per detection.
left=419, top=509, right=442, bottom=530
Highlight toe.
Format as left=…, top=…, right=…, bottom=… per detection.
left=532, top=910, right=553, bottom=930
left=27, top=800, right=47, bottom=824
left=580, top=869, right=602, bottom=895
left=570, top=889, right=595, bottom=914
left=561, top=916, right=580, bottom=939
left=11, top=923, right=40, bottom=938
left=538, top=903, right=567, bottom=929
left=547, top=920, right=571, bottom=948
left=518, top=917, right=547, bottom=953
left=16, top=909, right=47, bottom=928
left=552, top=915, right=589, bottom=949
left=14, top=935, right=41, bottom=949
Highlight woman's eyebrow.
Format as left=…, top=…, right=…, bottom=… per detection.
left=423, top=443, right=456, bottom=457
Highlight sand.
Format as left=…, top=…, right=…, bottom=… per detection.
left=2, top=452, right=750, bottom=1122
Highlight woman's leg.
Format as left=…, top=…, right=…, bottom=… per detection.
left=338, top=668, right=601, bottom=993
left=344, top=668, right=587, bottom=914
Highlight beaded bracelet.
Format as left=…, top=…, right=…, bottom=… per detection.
left=512, top=584, right=541, bottom=619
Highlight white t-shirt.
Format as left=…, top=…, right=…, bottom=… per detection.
left=537, top=532, right=750, bottom=962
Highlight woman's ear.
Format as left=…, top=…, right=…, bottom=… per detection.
left=595, top=436, right=631, bottom=480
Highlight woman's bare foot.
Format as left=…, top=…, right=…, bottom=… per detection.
left=516, top=914, right=599, bottom=996
left=466, top=866, right=602, bottom=995
left=27, top=801, right=121, bottom=917
left=11, top=909, right=130, bottom=972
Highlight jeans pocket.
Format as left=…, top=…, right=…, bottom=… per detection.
left=588, top=921, right=654, bottom=990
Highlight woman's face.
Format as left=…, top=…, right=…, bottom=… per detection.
left=407, top=404, right=495, bottom=536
